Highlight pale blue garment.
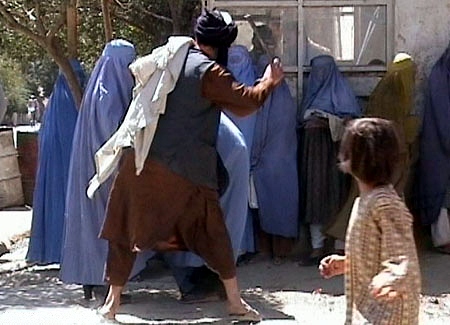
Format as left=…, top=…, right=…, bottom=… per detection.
left=223, top=45, right=257, bottom=253
left=224, top=45, right=258, bottom=145
left=299, top=55, right=361, bottom=121
left=251, top=55, right=299, bottom=238
left=131, top=113, right=250, bottom=274
left=26, top=60, right=87, bottom=264
left=59, top=40, right=136, bottom=285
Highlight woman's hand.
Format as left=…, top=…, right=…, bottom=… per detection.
left=319, top=254, right=346, bottom=279
left=262, top=57, right=284, bottom=86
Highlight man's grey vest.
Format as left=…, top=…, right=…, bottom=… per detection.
left=149, top=48, right=220, bottom=189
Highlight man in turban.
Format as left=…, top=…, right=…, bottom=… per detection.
left=98, top=8, right=284, bottom=322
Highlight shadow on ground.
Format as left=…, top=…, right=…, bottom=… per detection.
left=1, top=240, right=450, bottom=324
left=0, top=262, right=298, bottom=324
left=0, top=268, right=80, bottom=311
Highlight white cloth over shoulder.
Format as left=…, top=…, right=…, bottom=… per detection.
left=87, top=36, right=194, bottom=198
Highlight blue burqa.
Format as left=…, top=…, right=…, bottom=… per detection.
left=224, top=45, right=258, bottom=146
left=417, top=46, right=450, bottom=225
left=26, top=60, right=87, bottom=264
left=224, top=45, right=257, bottom=253
left=299, top=55, right=361, bottom=120
left=251, top=56, right=299, bottom=238
left=60, top=40, right=136, bottom=284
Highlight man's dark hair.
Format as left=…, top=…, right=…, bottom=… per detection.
left=194, top=8, right=237, bottom=48
left=339, top=117, right=400, bottom=186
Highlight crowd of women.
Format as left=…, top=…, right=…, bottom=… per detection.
left=23, top=8, right=450, bottom=324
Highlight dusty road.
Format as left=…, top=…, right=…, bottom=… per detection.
left=1, top=238, right=450, bottom=324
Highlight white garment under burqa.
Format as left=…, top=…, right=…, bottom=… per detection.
left=431, top=208, right=450, bottom=247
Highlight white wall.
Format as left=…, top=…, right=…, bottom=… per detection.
left=395, top=0, right=450, bottom=113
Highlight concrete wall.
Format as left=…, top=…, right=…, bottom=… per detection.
left=395, top=0, right=450, bottom=114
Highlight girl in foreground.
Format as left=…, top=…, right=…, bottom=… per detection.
left=319, top=118, right=421, bottom=324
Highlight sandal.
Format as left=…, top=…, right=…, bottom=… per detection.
left=229, top=308, right=262, bottom=322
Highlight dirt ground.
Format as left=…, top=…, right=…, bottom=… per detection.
left=0, top=237, right=450, bottom=325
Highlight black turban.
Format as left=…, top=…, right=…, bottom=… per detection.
left=194, top=8, right=238, bottom=49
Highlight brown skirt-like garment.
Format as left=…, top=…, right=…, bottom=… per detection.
left=101, top=149, right=236, bottom=281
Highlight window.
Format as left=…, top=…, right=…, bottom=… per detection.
left=205, top=1, right=394, bottom=100
left=206, top=1, right=299, bottom=97
left=303, top=1, right=393, bottom=70
left=219, top=7, right=298, bottom=67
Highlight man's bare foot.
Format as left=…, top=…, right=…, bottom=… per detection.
left=97, top=303, right=117, bottom=321
left=227, top=298, right=262, bottom=322
left=97, top=285, right=122, bottom=321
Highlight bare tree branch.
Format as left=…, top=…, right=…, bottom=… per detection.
left=111, top=11, right=146, bottom=33
left=0, top=3, right=45, bottom=46
left=112, top=0, right=130, bottom=10
left=139, top=6, right=172, bottom=23
left=34, top=1, right=47, bottom=35
left=45, top=5, right=66, bottom=40
left=112, top=0, right=173, bottom=24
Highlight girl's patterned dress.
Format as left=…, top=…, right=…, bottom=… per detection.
left=345, top=185, right=421, bottom=324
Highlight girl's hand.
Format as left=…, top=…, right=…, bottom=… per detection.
left=370, top=285, right=399, bottom=301
left=369, top=272, right=400, bottom=301
left=319, top=254, right=345, bottom=279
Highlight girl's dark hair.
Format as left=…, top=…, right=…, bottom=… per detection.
left=339, top=118, right=400, bottom=186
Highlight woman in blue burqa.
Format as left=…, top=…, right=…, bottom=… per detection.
left=416, top=45, right=450, bottom=254
left=223, top=45, right=257, bottom=256
left=26, top=60, right=87, bottom=264
left=59, top=40, right=136, bottom=298
left=250, top=54, right=299, bottom=264
left=297, top=55, right=360, bottom=265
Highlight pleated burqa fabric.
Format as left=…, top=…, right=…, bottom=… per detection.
left=417, top=46, right=450, bottom=225
left=299, top=117, right=348, bottom=226
left=224, top=45, right=257, bottom=253
left=251, top=55, right=298, bottom=238
left=26, top=60, right=87, bottom=264
left=60, top=40, right=136, bottom=285
left=224, top=45, right=258, bottom=148
left=298, top=55, right=359, bottom=227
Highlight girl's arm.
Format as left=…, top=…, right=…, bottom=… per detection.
left=370, top=199, right=419, bottom=299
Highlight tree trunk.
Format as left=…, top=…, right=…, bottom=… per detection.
left=101, top=0, right=113, bottom=42
left=66, top=0, right=78, bottom=59
left=47, top=38, right=83, bottom=108
left=168, top=0, right=183, bottom=34
left=65, top=0, right=82, bottom=107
